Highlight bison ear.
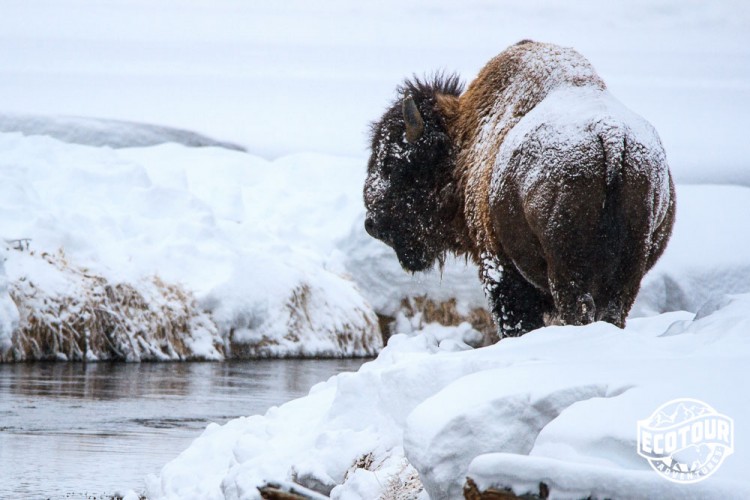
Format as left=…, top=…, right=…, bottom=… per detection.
left=402, top=95, right=425, bottom=143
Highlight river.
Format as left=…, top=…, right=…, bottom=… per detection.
left=0, top=359, right=367, bottom=499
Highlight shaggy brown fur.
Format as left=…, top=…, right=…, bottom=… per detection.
left=365, top=41, right=675, bottom=337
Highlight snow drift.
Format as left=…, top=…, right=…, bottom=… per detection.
left=147, top=294, right=750, bottom=499
left=0, top=131, right=381, bottom=360
left=0, top=113, right=246, bottom=151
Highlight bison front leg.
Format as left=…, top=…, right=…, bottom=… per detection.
left=480, top=254, right=551, bottom=339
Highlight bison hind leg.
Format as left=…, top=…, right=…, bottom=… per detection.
left=596, top=299, right=627, bottom=328
left=481, top=256, right=553, bottom=339
left=547, top=273, right=634, bottom=329
left=545, top=285, right=597, bottom=327
left=577, top=293, right=596, bottom=324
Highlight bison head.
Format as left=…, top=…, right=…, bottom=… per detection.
left=364, top=75, right=463, bottom=272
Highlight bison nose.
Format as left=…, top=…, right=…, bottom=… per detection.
left=364, top=217, right=378, bottom=238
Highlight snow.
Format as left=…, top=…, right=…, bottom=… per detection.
left=0, top=249, right=19, bottom=354
left=0, top=133, right=380, bottom=360
left=0, top=113, right=245, bottom=150
left=147, top=296, right=750, bottom=500
left=631, top=184, right=750, bottom=316
left=1, top=1, right=748, bottom=179
left=1, top=0, right=749, bottom=497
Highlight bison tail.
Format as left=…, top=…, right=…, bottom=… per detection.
left=598, top=124, right=628, bottom=260
left=598, top=124, right=627, bottom=188
left=596, top=125, right=636, bottom=327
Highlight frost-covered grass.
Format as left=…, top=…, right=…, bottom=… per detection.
left=4, top=249, right=221, bottom=362
left=0, top=133, right=382, bottom=361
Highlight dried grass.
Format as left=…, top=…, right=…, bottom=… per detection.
left=339, top=454, right=426, bottom=500
left=2, top=249, right=222, bottom=362
left=380, top=460, right=424, bottom=500
left=229, top=282, right=380, bottom=358
left=380, top=295, right=496, bottom=344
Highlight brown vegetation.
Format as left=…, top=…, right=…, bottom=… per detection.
left=3, top=249, right=220, bottom=362
left=378, top=296, right=495, bottom=344
left=464, top=477, right=550, bottom=500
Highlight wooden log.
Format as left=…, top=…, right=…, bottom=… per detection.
left=258, top=480, right=330, bottom=500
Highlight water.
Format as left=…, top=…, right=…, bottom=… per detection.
left=0, top=359, right=367, bottom=499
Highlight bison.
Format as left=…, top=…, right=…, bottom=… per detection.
left=364, top=40, right=675, bottom=338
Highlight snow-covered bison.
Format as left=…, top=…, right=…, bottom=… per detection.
left=364, top=40, right=675, bottom=337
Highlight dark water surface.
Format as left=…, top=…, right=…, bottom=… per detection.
left=0, top=359, right=367, bottom=499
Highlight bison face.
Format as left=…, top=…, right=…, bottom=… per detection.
left=364, top=90, right=456, bottom=272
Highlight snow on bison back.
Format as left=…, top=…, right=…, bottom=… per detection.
left=364, top=40, right=675, bottom=338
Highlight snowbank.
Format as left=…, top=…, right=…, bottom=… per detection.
left=0, top=113, right=246, bottom=151
left=631, top=184, right=750, bottom=316
left=147, top=295, right=750, bottom=499
left=0, top=248, right=19, bottom=354
left=0, top=132, right=380, bottom=360
left=4, top=249, right=221, bottom=362
left=202, top=253, right=379, bottom=359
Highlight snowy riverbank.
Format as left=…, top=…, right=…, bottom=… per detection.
left=146, top=295, right=750, bottom=499
left=0, top=133, right=384, bottom=361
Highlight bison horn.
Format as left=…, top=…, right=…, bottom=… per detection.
left=402, top=95, right=425, bottom=142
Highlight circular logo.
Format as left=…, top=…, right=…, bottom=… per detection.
left=637, top=398, right=734, bottom=483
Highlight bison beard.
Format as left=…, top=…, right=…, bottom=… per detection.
left=364, top=41, right=675, bottom=339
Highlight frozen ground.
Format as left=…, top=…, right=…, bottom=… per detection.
left=0, top=0, right=748, bottom=498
